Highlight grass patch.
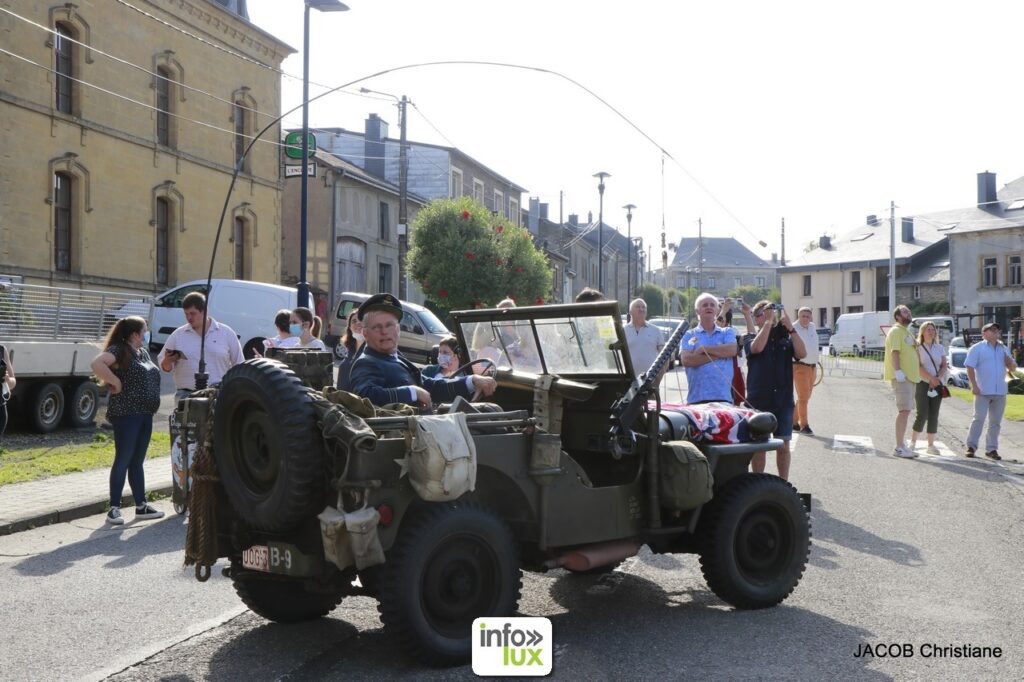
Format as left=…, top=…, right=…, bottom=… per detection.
left=948, top=387, right=1024, bottom=421
left=0, top=432, right=170, bottom=487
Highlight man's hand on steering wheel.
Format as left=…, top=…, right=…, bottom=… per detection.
left=470, top=374, right=497, bottom=397
left=412, top=385, right=432, bottom=409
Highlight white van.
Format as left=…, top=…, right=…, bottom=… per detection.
left=829, top=311, right=892, bottom=357
left=147, top=279, right=297, bottom=358
left=911, top=316, right=956, bottom=348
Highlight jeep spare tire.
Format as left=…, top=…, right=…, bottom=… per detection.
left=213, top=358, right=325, bottom=532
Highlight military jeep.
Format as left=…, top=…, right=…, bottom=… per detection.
left=181, top=300, right=810, bottom=666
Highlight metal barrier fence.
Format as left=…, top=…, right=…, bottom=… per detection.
left=822, top=349, right=884, bottom=379
left=0, top=282, right=153, bottom=341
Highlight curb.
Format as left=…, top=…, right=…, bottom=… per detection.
left=0, top=483, right=175, bottom=536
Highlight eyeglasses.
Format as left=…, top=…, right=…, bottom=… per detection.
left=366, top=321, right=400, bottom=334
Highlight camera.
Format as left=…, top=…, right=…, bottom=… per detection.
left=772, top=303, right=784, bottom=312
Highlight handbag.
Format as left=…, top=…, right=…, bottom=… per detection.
left=923, top=344, right=950, bottom=399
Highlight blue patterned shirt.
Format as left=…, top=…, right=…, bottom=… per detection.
left=682, top=325, right=737, bottom=403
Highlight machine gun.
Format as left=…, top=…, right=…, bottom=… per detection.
left=608, top=319, right=689, bottom=455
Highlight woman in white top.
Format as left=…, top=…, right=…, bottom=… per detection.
left=264, top=309, right=299, bottom=349
left=911, top=321, right=947, bottom=454
left=290, top=307, right=327, bottom=350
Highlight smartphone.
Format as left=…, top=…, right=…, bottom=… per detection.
left=169, top=349, right=187, bottom=360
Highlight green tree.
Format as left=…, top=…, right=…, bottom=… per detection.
left=728, top=284, right=772, bottom=305
left=636, top=283, right=666, bottom=317
left=408, top=197, right=551, bottom=313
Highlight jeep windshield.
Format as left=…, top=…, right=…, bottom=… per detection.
left=452, top=301, right=631, bottom=377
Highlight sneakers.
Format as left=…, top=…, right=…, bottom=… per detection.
left=985, top=450, right=1002, bottom=461
left=926, top=445, right=941, bottom=456
left=105, top=506, right=124, bottom=525
left=893, top=446, right=918, bottom=459
left=800, top=426, right=814, bottom=435
left=965, top=447, right=976, bottom=458
left=134, top=503, right=165, bottom=521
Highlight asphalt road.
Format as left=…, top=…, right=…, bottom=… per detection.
left=2, top=371, right=1022, bottom=681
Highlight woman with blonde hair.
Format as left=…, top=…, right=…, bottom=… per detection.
left=911, top=321, right=948, bottom=454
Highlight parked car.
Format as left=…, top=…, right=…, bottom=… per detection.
left=946, top=347, right=970, bottom=388
left=949, top=336, right=966, bottom=348
left=326, top=292, right=451, bottom=364
left=648, top=317, right=686, bottom=364
left=815, top=326, right=832, bottom=349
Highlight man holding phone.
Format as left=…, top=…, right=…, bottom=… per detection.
left=158, top=291, right=243, bottom=399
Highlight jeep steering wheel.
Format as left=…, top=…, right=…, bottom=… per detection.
left=452, top=358, right=496, bottom=402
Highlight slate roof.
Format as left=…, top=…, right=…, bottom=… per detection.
left=895, top=248, right=950, bottom=285
left=305, top=148, right=428, bottom=204
left=670, top=237, right=774, bottom=269
left=566, top=221, right=635, bottom=254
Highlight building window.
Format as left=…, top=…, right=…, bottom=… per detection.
left=233, top=216, right=248, bottom=280
left=54, top=172, right=72, bottom=272
left=851, top=270, right=861, bottom=293
left=913, top=285, right=920, bottom=299
left=509, top=198, right=519, bottom=226
left=378, top=262, right=392, bottom=293
left=493, top=190, right=504, bottom=217
left=756, top=276, right=765, bottom=288
left=802, top=275, right=812, bottom=296
left=676, top=276, right=685, bottom=288
left=55, top=23, right=74, bottom=114
left=983, top=257, right=997, bottom=287
left=832, top=306, right=840, bottom=325
left=1009, top=255, right=1022, bottom=286
left=819, top=308, right=827, bottom=328
left=156, top=197, right=170, bottom=285
left=847, top=305, right=863, bottom=313
left=234, top=101, right=248, bottom=172
left=733, top=277, right=742, bottom=289
left=473, top=179, right=485, bottom=205
left=156, top=66, right=172, bottom=147
left=450, top=168, right=463, bottom=198
left=379, top=201, right=390, bottom=241
left=708, top=277, right=716, bottom=289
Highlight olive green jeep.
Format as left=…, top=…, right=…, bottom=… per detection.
left=180, top=300, right=810, bottom=666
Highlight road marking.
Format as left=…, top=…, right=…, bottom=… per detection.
left=831, top=434, right=876, bottom=455
left=912, top=441, right=958, bottom=459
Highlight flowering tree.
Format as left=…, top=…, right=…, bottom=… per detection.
left=408, top=197, right=552, bottom=312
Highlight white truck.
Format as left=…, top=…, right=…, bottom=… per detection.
left=0, top=278, right=153, bottom=433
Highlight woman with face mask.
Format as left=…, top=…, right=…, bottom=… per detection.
left=264, top=309, right=299, bottom=349
left=90, top=316, right=164, bottom=525
left=290, top=307, right=327, bottom=350
left=423, top=336, right=464, bottom=379
left=336, top=311, right=364, bottom=391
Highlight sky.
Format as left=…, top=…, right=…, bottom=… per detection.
left=246, top=0, right=1024, bottom=267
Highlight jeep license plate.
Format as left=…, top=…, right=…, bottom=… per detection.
left=241, top=545, right=269, bottom=572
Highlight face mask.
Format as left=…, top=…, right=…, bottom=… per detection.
left=289, top=323, right=302, bottom=336
left=143, top=331, right=151, bottom=346
left=437, top=352, right=454, bottom=366
left=353, top=332, right=365, bottom=344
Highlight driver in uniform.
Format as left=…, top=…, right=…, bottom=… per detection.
left=350, top=293, right=497, bottom=408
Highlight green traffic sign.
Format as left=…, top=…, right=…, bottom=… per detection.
left=284, top=131, right=316, bottom=160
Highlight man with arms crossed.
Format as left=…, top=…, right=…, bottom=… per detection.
left=681, top=293, right=737, bottom=403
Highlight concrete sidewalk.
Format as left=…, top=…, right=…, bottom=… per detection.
left=0, top=455, right=175, bottom=535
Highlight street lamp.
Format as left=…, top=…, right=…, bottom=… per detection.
left=359, top=87, right=410, bottom=299
left=298, top=0, right=349, bottom=309
left=623, top=204, right=636, bottom=301
left=632, top=236, right=644, bottom=290
left=593, top=172, right=610, bottom=293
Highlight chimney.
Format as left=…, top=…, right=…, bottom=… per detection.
left=539, top=203, right=549, bottom=220
left=587, top=210, right=593, bottom=224
left=568, top=213, right=578, bottom=226
left=818, top=235, right=831, bottom=250
left=527, top=197, right=540, bottom=234
left=977, top=171, right=997, bottom=207
left=901, top=216, right=914, bottom=243
left=364, top=114, right=388, bottom=179
left=866, top=214, right=878, bottom=226
left=771, top=252, right=778, bottom=263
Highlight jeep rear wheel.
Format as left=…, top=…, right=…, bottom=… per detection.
left=698, top=474, right=810, bottom=609
left=377, top=503, right=522, bottom=666
left=232, top=567, right=344, bottom=622
left=213, top=359, right=325, bottom=532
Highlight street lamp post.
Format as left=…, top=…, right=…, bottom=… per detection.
left=593, top=172, right=610, bottom=293
left=359, top=87, right=409, bottom=298
left=623, top=204, right=636, bottom=302
left=299, top=0, right=349, bottom=309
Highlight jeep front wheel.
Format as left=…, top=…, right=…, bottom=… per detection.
left=698, top=473, right=810, bottom=609
left=377, top=503, right=522, bottom=666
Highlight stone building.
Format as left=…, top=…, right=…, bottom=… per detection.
left=0, top=0, right=292, bottom=293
